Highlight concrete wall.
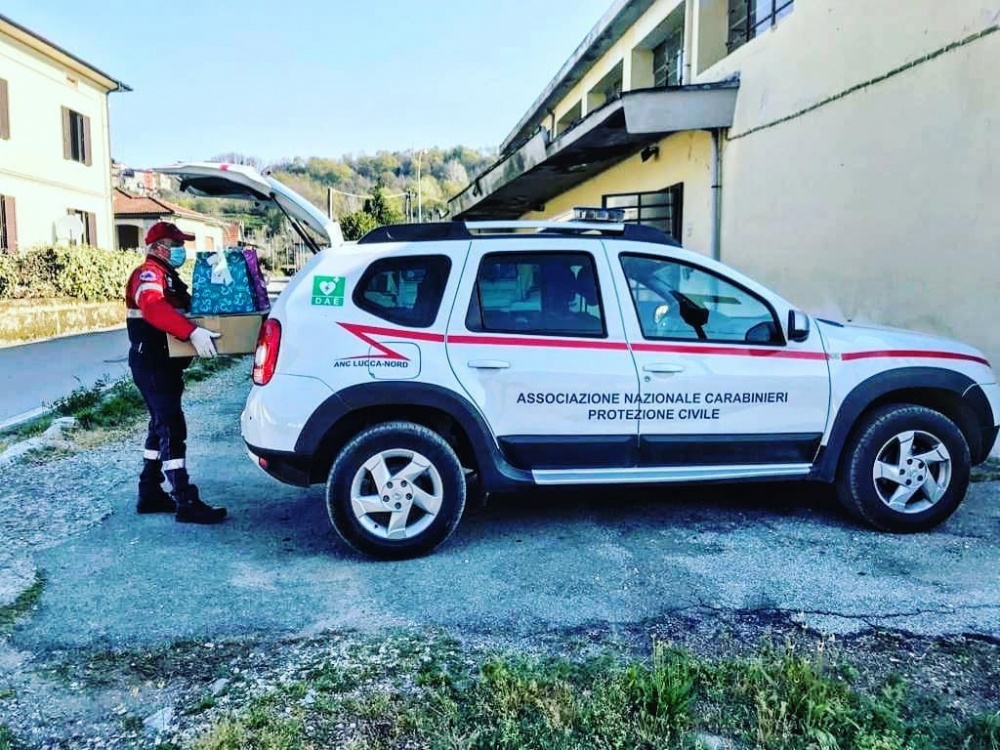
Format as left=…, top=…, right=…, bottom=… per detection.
left=693, top=0, right=1000, bottom=365
left=0, top=30, right=114, bottom=249
left=515, top=0, right=1000, bottom=365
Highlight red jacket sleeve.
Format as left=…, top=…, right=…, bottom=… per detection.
left=134, top=267, right=197, bottom=341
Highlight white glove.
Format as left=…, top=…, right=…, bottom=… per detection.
left=190, top=327, right=221, bottom=358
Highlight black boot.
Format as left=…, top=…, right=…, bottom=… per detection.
left=173, top=485, right=227, bottom=525
left=137, top=485, right=176, bottom=514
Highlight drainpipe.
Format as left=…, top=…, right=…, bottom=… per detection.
left=709, top=128, right=723, bottom=261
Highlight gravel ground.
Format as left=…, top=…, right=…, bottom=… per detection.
left=1, top=364, right=998, bottom=748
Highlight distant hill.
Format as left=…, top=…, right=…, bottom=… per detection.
left=169, top=147, right=495, bottom=237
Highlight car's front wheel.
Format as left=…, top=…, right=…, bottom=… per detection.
left=836, top=404, right=971, bottom=532
left=326, top=421, right=467, bottom=559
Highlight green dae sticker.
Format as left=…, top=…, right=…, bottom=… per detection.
left=311, top=275, right=345, bottom=306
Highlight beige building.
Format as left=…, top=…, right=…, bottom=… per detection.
left=113, top=189, right=236, bottom=254
left=451, top=0, right=1000, bottom=365
left=0, top=13, right=129, bottom=252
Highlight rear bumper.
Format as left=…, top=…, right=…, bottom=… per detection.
left=245, top=443, right=313, bottom=487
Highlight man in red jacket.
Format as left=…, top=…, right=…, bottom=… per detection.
left=126, top=221, right=227, bottom=524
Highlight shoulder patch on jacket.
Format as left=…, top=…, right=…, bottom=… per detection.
left=139, top=270, right=157, bottom=282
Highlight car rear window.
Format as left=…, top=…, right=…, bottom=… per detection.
left=354, top=254, right=451, bottom=328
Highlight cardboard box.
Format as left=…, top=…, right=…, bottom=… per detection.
left=167, top=311, right=268, bottom=357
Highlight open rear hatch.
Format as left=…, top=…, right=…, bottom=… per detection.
left=152, top=162, right=343, bottom=251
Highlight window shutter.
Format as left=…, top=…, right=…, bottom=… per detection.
left=0, top=79, right=9, bottom=140
left=86, top=212, right=97, bottom=246
left=3, top=196, right=17, bottom=252
left=62, top=106, right=72, bottom=160
left=82, top=114, right=92, bottom=166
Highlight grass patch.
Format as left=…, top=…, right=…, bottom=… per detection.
left=0, top=417, right=52, bottom=453
left=49, top=357, right=242, bottom=431
left=971, top=458, right=1000, bottom=483
left=0, top=571, right=44, bottom=631
left=187, top=636, right=998, bottom=750
left=0, top=724, right=18, bottom=750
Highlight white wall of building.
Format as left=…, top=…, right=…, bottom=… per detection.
left=0, top=28, right=115, bottom=249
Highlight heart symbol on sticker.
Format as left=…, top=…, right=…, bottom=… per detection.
left=319, top=281, right=336, bottom=296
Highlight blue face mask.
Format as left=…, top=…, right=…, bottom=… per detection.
left=167, top=247, right=187, bottom=268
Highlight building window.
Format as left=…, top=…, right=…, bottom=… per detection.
left=466, top=252, right=606, bottom=337
left=728, top=0, right=794, bottom=52
left=62, top=107, right=92, bottom=165
left=0, top=79, right=9, bottom=140
left=652, top=31, right=684, bottom=86
left=0, top=195, right=17, bottom=252
left=354, top=255, right=451, bottom=328
left=603, top=183, right=684, bottom=242
left=117, top=225, right=141, bottom=250
left=68, top=209, right=97, bottom=246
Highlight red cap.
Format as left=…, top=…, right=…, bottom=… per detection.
left=145, top=221, right=195, bottom=245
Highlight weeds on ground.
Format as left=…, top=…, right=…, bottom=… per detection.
left=189, top=636, right=999, bottom=750
left=45, top=357, right=242, bottom=433
left=971, top=458, right=1000, bottom=483
left=0, top=417, right=52, bottom=453
left=0, top=724, right=18, bottom=750
left=0, top=572, right=44, bottom=632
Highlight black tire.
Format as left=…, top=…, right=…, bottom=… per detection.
left=835, top=404, right=970, bottom=533
left=326, top=421, right=466, bottom=559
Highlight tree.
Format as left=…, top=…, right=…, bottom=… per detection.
left=340, top=181, right=404, bottom=241
left=340, top=211, right=378, bottom=241
left=363, top=181, right=404, bottom=226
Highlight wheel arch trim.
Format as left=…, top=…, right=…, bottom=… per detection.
left=295, top=382, right=533, bottom=490
left=811, top=367, right=992, bottom=482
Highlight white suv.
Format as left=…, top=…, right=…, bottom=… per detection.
left=236, top=211, right=999, bottom=559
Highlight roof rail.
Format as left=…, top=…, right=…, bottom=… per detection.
left=357, top=222, right=473, bottom=244
left=357, top=220, right=679, bottom=247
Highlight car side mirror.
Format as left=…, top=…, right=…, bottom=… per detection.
left=788, top=310, right=810, bottom=342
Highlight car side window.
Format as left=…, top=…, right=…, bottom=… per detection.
left=466, top=252, right=606, bottom=337
left=620, top=254, right=783, bottom=344
left=354, top=254, right=451, bottom=328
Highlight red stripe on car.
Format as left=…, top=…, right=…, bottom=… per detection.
left=841, top=349, right=990, bottom=366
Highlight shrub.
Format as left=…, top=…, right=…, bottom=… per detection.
left=0, top=245, right=141, bottom=301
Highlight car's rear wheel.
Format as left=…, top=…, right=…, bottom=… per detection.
left=836, top=404, right=970, bottom=532
left=326, top=421, right=466, bottom=559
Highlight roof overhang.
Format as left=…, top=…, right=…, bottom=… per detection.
left=500, top=0, right=660, bottom=154
left=451, top=83, right=739, bottom=220
left=0, top=14, right=131, bottom=93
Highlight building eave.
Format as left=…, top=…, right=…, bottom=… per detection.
left=452, top=82, right=739, bottom=220
left=0, top=14, right=131, bottom=93
left=499, top=0, right=659, bottom=155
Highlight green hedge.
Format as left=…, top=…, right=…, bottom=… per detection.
left=0, top=245, right=142, bottom=301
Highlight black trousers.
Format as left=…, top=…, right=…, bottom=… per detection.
left=130, top=351, right=191, bottom=494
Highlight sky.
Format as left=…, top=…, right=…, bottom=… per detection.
left=3, top=0, right=615, bottom=168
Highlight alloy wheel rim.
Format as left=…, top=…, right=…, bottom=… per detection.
left=349, top=448, right=443, bottom=540
left=871, top=429, right=951, bottom=514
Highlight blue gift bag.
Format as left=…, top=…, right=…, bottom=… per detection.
left=190, top=250, right=257, bottom=315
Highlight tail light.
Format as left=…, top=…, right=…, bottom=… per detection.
left=252, top=319, right=281, bottom=385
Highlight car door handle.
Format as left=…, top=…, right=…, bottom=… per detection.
left=467, top=359, right=511, bottom=370
left=643, top=363, right=685, bottom=374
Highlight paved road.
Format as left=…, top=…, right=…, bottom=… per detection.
left=6, top=365, right=999, bottom=654
left=0, top=329, right=131, bottom=427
